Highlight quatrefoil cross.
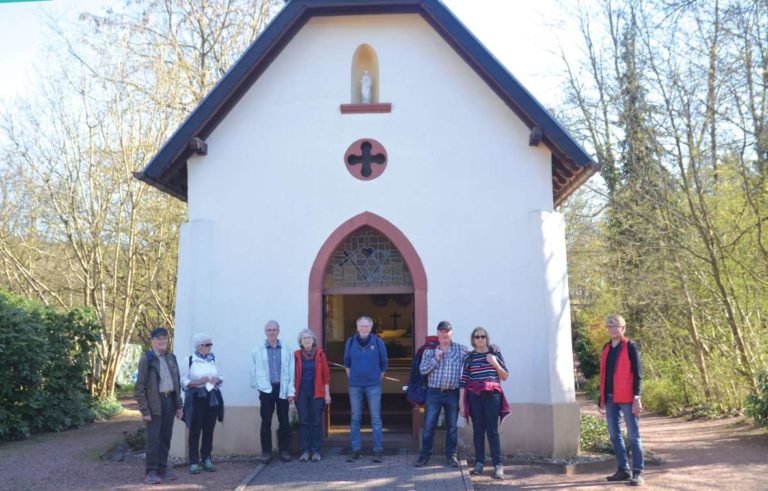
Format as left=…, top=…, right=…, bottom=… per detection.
left=344, top=138, right=388, bottom=181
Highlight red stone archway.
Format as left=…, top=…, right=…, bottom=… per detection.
left=308, top=211, right=428, bottom=346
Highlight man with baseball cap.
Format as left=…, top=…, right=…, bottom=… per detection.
left=415, top=320, right=472, bottom=468
left=135, top=327, right=184, bottom=484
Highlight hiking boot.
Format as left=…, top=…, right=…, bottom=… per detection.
left=414, top=457, right=429, bottom=467
left=280, top=451, right=292, bottom=462
left=202, top=458, right=216, bottom=472
left=447, top=455, right=460, bottom=467
left=606, top=469, right=631, bottom=481
left=144, top=471, right=161, bottom=485
left=299, top=451, right=310, bottom=462
left=346, top=450, right=361, bottom=462
left=189, top=464, right=201, bottom=474
left=492, top=465, right=504, bottom=480
left=629, top=472, right=645, bottom=486
left=312, top=452, right=322, bottom=462
left=372, top=451, right=383, bottom=463
left=470, top=463, right=484, bottom=476
left=258, top=453, right=272, bottom=464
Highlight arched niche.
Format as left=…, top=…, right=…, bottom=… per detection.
left=351, top=44, right=379, bottom=104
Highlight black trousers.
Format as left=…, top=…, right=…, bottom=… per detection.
left=188, top=391, right=218, bottom=464
left=259, top=383, right=290, bottom=454
left=145, top=394, right=176, bottom=474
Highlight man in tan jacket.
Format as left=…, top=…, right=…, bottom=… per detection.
left=135, top=327, right=183, bottom=484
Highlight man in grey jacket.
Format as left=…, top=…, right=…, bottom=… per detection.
left=135, top=327, right=183, bottom=485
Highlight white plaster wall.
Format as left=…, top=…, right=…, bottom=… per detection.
left=177, top=14, right=571, bottom=417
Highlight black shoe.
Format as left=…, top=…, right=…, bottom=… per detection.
left=372, top=451, right=383, bottom=463
left=346, top=450, right=360, bottom=462
left=414, top=457, right=429, bottom=467
left=258, top=454, right=272, bottom=465
left=606, top=469, right=631, bottom=481
left=280, top=451, right=292, bottom=462
left=447, top=455, right=460, bottom=467
left=629, top=472, right=644, bottom=486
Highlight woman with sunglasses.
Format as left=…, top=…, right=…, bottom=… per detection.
left=459, top=327, right=508, bottom=480
left=181, top=333, right=224, bottom=474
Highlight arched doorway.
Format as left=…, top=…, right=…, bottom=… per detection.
left=308, top=212, right=427, bottom=443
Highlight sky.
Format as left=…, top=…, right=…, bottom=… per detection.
left=0, top=0, right=583, bottom=108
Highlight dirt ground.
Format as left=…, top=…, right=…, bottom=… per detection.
left=0, top=396, right=766, bottom=490
left=472, top=395, right=768, bottom=490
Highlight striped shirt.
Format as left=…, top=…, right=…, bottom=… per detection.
left=266, top=340, right=282, bottom=384
left=459, top=351, right=506, bottom=388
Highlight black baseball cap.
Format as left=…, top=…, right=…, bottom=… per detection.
left=436, top=320, right=452, bottom=331
left=150, top=327, right=169, bottom=338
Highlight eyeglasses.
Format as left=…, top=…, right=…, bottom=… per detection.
left=473, top=335, right=486, bottom=339
left=202, top=343, right=213, bottom=347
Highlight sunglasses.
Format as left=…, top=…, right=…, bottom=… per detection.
left=202, top=343, right=213, bottom=347
left=473, top=335, right=486, bottom=339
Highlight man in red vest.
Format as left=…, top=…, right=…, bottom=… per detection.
left=598, top=314, right=645, bottom=486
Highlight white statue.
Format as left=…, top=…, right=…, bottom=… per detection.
left=361, top=70, right=372, bottom=104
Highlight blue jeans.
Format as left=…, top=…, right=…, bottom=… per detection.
left=468, top=391, right=502, bottom=466
left=420, top=388, right=459, bottom=460
left=297, top=389, right=324, bottom=453
left=605, top=395, right=644, bottom=472
left=349, top=384, right=383, bottom=452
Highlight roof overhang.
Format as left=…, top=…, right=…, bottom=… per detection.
left=135, top=0, right=600, bottom=206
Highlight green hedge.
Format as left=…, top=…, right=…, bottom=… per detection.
left=0, top=289, right=100, bottom=440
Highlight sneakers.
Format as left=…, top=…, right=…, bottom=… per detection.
left=144, top=471, right=161, bottom=484
left=299, top=451, right=310, bottom=462
left=629, top=472, right=645, bottom=486
left=202, top=458, right=216, bottom=472
left=258, top=453, right=272, bottom=464
left=492, top=465, right=504, bottom=480
left=189, top=464, right=201, bottom=474
left=312, top=452, right=322, bottom=462
left=280, top=451, right=292, bottom=462
left=158, top=469, right=177, bottom=480
left=414, top=457, right=429, bottom=467
left=346, top=450, right=361, bottom=462
left=447, top=455, right=460, bottom=467
left=372, top=451, right=383, bottom=463
left=470, top=463, right=484, bottom=476
left=606, top=469, right=632, bottom=482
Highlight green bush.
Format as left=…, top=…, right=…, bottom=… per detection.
left=745, top=370, right=768, bottom=426
left=574, top=335, right=601, bottom=379
left=584, top=377, right=601, bottom=404
left=0, top=289, right=100, bottom=440
left=92, top=398, right=124, bottom=421
left=641, top=378, right=687, bottom=416
left=580, top=414, right=613, bottom=454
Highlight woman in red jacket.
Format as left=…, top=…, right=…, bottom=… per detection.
left=294, top=329, right=331, bottom=462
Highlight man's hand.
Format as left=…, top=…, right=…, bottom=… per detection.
left=434, top=348, right=444, bottom=361
left=598, top=405, right=605, bottom=416
left=632, top=398, right=642, bottom=416
left=143, top=414, right=152, bottom=423
left=288, top=396, right=295, bottom=404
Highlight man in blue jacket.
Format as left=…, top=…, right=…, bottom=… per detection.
left=344, top=316, right=388, bottom=463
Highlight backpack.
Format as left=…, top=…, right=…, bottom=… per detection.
left=406, top=336, right=439, bottom=406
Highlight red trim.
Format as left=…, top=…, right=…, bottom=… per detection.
left=340, top=103, right=392, bottom=114
left=308, top=211, right=428, bottom=349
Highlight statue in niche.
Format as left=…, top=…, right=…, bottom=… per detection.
left=361, top=70, right=372, bottom=104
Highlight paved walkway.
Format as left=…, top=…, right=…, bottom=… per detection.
left=241, top=449, right=471, bottom=491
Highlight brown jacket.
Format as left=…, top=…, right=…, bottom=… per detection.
left=134, top=350, right=183, bottom=416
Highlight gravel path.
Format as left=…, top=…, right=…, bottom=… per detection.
left=1, top=396, right=765, bottom=490
left=0, top=401, right=252, bottom=491
left=472, top=395, right=768, bottom=490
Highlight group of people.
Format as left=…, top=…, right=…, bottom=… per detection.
left=134, top=314, right=645, bottom=486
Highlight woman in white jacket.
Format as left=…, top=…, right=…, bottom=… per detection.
left=181, top=333, right=223, bottom=474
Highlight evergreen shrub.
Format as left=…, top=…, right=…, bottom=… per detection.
left=745, top=370, right=768, bottom=426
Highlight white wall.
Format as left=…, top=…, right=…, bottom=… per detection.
left=176, top=14, right=572, bottom=413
